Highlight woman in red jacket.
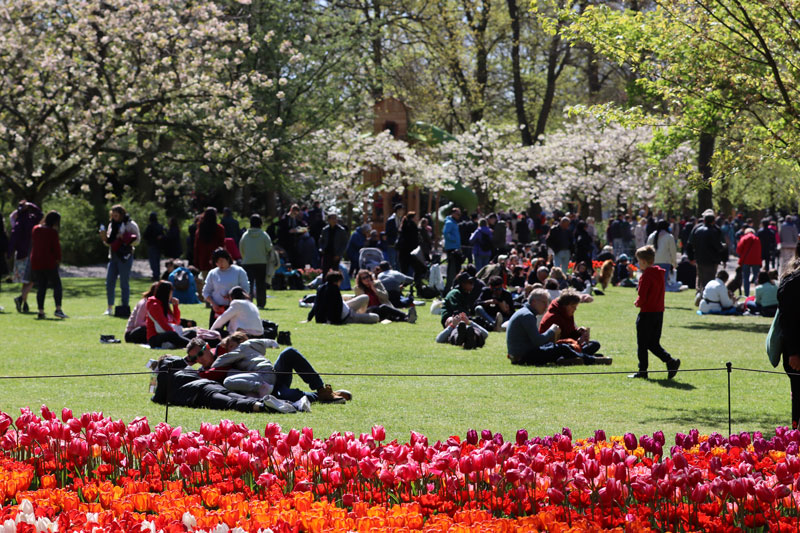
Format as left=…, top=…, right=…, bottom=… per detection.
left=193, top=208, right=226, bottom=274
left=30, top=211, right=65, bottom=320
left=146, top=281, right=193, bottom=348
left=737, top=228, right=762, bottom=297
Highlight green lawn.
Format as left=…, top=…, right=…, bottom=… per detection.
left=0, top=278, right=788, bottom=443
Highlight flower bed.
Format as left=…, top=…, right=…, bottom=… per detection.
left=0, top=407, right=799, bottom=531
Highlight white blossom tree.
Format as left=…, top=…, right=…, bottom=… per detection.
left=0, top=0, right=286, bottom=204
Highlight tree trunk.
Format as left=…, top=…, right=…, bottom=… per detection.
left=697, top=131, right=715, bottom=212
left=533, top=33, right=569, bottom=143
left=506, top=0, right=532, bottom=145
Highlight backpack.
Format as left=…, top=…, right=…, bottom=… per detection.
left=173, top=269, right=190, bottom=291
left=766, top=309, right=782, bottom=368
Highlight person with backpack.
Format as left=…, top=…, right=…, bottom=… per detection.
left=30, top=210, right=66, bottom=320
left=168, top=260, right=200, bottom=304
left=239, top=214, right=273, bottom=309
left=101, top=204, right=140, bottom=316
left=143, top=212, right=165, bottom=281
left=470, top=219, right=493, bottom=271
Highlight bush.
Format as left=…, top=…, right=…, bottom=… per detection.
left=44, top=195, right=106, bottom=266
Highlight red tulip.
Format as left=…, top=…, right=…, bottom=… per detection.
left=371, top=425, right=386, bottom=442
left=547, top=487, right=565, bottom=505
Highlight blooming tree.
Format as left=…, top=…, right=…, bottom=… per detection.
left=0, top=0, right=285, bottom=204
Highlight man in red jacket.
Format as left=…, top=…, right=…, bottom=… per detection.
left=737, top=228, right=762, bottom=297
left=630, top=246, right=680, bottom=379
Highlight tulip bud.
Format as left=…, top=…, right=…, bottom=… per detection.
left=594, top=429, right=606, bottom=442
left=286, top=429, right=300, bottom=447
left=466, top=429, right=478, bottom=445
left=516, top=429, right=528, bottom=445
left=547, top=487, right=565, bottom=505
left=481, top=429, right=492, bottom=441
left=623, top=433, right=637, bottom=451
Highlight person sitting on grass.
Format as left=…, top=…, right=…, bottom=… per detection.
left=146, top=281, right=196, bottom=349
left=211, top=286, right=264, bottom=337
left=125, top=282, right=159, bottom=344
left=186, top=336, right=350, bottom=408
left=441, top=272, right=476, bottom=327
left=629, top=245, right=681, bottom=379
left=376, top=261, right=415, bottom=308
left=613, top=254, right=637, bottom=287
left=698, top=270, right=741, bottom=315
left=167, top=260, right=200, bottom=304
left=745, top=270, right=778, bottom=317
left=202, top=248, right=250, bottom=328
left=353, top=270, right=417, bottom=323
left=435, top=312, right=488, bottom=349
left=539, top=289, right=603, bottom=355
left=474, top=275, right=514, bottom=332
left=507, top=289, right=610, bottom=366
left=308, top=270, right=379, bottom=324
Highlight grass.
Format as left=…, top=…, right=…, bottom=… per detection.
left=0, top=278, right=788, bottom=443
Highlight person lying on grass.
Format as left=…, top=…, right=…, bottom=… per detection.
left=185, top=335, right=350, bottom=407
left=435, top=312, right=488, bottom=349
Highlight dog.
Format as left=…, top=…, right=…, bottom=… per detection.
left=598, top=260, right=615, bottom=291
left=726, top=265, right=743, bottom=296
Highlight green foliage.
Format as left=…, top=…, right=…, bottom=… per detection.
left=44, top=195, right=107, bottom=266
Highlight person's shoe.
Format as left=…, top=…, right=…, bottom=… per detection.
left=407, top=306, right=417, bottom=324
left=103, top=308, right=112, bottom=316
left=592, top=356, right=613, bottom=365
left=628, top=371, right=648, bottom=379
left=14, top=296, right=22, bottom=313
left=694, top=292, right=702, bottom=307
left=555, top=356, right=583, bottom=366
left=53, top=310, right=68, bottom=319
left=293, top=396, right=312, bottom=413
left=667, top=358, right=681, bottom=379
left=455, top=322, right=467, bottom=346
left=36, top=311, right=45, bottom=320
left=22, top=301, right=29, bottom=313
left=494, top=312, right=503, bottom=332
left=261, top=395, right=297, bottom=413
left=463, top=325, right=477, bottom=350
left=316, top=384, right=347, bottom=404
left=334, top=389, right=352, bottom=401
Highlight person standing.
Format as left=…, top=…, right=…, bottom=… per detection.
left=143, top=212, right=165, bottom=281
left=687, top=209, right=726, bottom=306
left=396, top=211, right=420, bottom=278
left=239, top=214, right=273, bottom=309
left=574, top=221, right=593, bottom=267
left=277, top=204, right=306, bottom=268
left=345, top=222, right=368, bottom=278
left=443, top=207, right=462, bottom=293
left=459, top=213, right=478, bottom=265
left=0, top=214, right=8, bottom=297
left=778, top=249, right=800, bottom=429
left=546, top=217, right=574, bottom=273
left=757, top=218, right=777, bottom=272
left=220, top=207, right=241, bottom=241
left=319, top=213, right=348, bottom=276
left=384, top=204, right=404, bottom=269
left=193, top=207, right=226, bottom=275
left=162, top=217, right=182, bottom=259
left=607, top=212, right=624, bottom=257
left=101, top=205, right=140, bottom=316
left=780, top=216, right=799, bottom=275
left=30, top=211, right=66, bottom=320
left=470, top=219, right=493, bottom=272
left=737, top=228, right=762, bottom=298
left=9, top=200, right=42, bottom=313
left=629, top=246, right=680, bottom=379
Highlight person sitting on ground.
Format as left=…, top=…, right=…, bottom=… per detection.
left=550, top=267, right=569, bottom=290
left=507, top=288, right=610, bottom=366
left=187, top=336, right=350, bottom=407
left=613, top=254, right=637, bottom=287
left=745, top=270, right=778, bottom=317
left=474, top=275, right=514, bottom=332
left=146, top=281, right=195, bottom=348
left=596, top=245, right=615, bottom=262
left=436, top=312, right=488, bottom=349
left=308, top=270, right=379, bottom=324
left=211, top=286, right=264, bottom=336
left=353, top=270, right=417, bottom=323
left=527, top=265, right=550, bottom=287
left=698, top=270, right=741, bottom=315
left=125, top=282, right=159, bottom=344
left=376, top=261, right=415, bottom=307
left=464, top=264, right=486, bottom=306
left=509, top=266, right=526, bottom=289
left=544, top=278, right=561, bottom=302
left=202, top=248, right=250, bottom=328
left=167, top=260, right=200, bottom=304
left=676, top=254, right=697, bottom=289
left=441, top=272, right=476, bottom=327
left=539, top=289, right=602, bottom=355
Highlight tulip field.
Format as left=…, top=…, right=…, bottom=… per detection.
left=0, top=279, right=795, bottom=531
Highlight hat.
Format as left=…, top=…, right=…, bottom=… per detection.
left=454, top=272, right=474, bottom=286
left=702, top=209, right=715, bottom=217
left=618, top=254, right=629, bottom=262
left=497, top=255, right=508, bottom=262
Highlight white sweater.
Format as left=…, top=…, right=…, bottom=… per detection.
left=211, top=300, right=263, bottom=335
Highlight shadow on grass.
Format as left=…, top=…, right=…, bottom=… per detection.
left=665, top=306, right=694, bottom=311
left=679, top=322, right=771, bottom=334
left=642, top=406, right=781, bottom=429
left=653, top=379, right=696, bottom=390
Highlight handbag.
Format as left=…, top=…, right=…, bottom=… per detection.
left=114, top=305, right=131, bottom=318
left=766, top=309, right=782, bottom=368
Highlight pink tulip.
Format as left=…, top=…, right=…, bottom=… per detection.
left=547, top=487, right=565, bottom=505
left=371, top=425, right=386, bottom=442
left=516, top=429, right=528, bottom=445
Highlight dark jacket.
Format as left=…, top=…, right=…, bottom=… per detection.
left=757, top=227, right=777, bottom=258
left=687, top=223, right=726, bottom=265
left=385, top=215, right=399, bottom=246
left=442, top=287, right=473, bottom=326
left=779, top=269, right=800, bottom=360
left=307, top=282, right=345, bottom=324
left=397, top=219, right=420, bottom=255
left=320, top=223, right=348, bottom=258
left=546, top=226, right=574, bottom=254
left=476, top=286, right=514, bottom=318
left=574, top=228, right=593, bottom=265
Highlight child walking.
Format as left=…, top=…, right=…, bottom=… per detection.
left=629, top=245, right=680, bottom=379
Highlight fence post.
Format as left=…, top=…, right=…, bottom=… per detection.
left=164, top=370, right=170, bottom=425
left=726, top=362, right=732, bottom=436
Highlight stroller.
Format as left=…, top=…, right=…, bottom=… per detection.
left=358, top=247, right=385, bottom=272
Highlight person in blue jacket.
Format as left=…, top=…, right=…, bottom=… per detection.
left=443, top=207, right=462, bottom=293
left=168, top=261, right=200, bottom=304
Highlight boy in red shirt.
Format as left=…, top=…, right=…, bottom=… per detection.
left=630, top=245, right=681, bottom=379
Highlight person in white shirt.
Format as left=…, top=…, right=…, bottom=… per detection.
left=699, top=270, right=740, bottom=314
left=212, top=286, right=263, bottom=336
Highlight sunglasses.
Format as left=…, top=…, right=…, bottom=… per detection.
left=186, top=342, right=208, bottom=363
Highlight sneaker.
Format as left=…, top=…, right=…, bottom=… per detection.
left=694, top=292, right=702, bottom=307
left=22, top=301, right=29, bottom=313
left=628, top=371, right=648, bottom=379
left=36, top=311, right=45, bottom=320
left=14, top=296, right=22, bottom=313
left=334, top=389, right=352, bottom=401
left=53, top=310, right=68, bottom=319
left=316, top=384, right=347, bottom=404
left=667, top=358, right=681, bottom=379
left=407, top=306, right=417, bottom=324
left=261, top=395, right=297, bottom=414
left=592, top=356, right=613, bottom=365
left=103, top=308, right=112, bottom=316
left=494, top=312, right=503, bottom=332
left=293, top=396, right=312, bottom=413
left=463, top=325, right=477, bottom=350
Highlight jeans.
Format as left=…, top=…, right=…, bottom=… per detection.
left=742, top=264, right=760, bottom=297
left=636, top=312, right=672, bottom=372
left=696, top=263, right=718, bottom=297
left=474, top=305, right=497, bottom=329
left=148, top=330, right=193, bottom=348
left=243, top=263, right=267, bottom=308
left=195, top=385, right=259, bottom=413
left=385, top=246, right=398, bottom=270
left=147, top=245, right=161, bottom=279
left=444, top=249, right=463, bottom=293
left=612, top=238, right=625, bottom=258
left=386, top=289, right=413, bottom=308
left=474, top=253, right=491, bottom=272
left=745, top=301, right=777, bottom=317
left=345, top=295, right=379, bottom=324
left=367, top=304, right=408, bottom=322
left=554, top=249, right=571, bottom=273
left=224, top=372, right=272, bottom=395
left=106, top=254, right=134, bottom=307
left=656, top=263, right=682, bottom=292
left=272, top=348, right=325, bottom=402
left=34, top=269, right=62, bottom=310
left=510, top=342, right=584, bottom=366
